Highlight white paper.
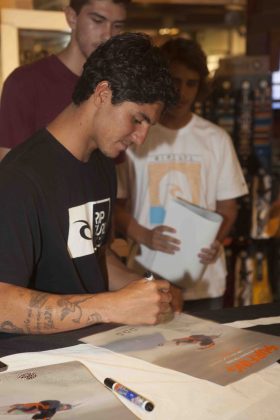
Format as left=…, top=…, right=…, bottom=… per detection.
left=149, top=198, right=223, bottom=287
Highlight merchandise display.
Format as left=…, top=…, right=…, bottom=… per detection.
left=199, top=55, right=279, bottom=306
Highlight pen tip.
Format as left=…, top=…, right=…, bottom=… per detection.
left=145, top=402, right=154, bottom=412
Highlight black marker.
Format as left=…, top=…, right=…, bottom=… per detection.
left=104, top=377, right=154, bottom=412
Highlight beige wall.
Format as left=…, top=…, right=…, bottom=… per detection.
left=0, top=0, right=32, bottom=8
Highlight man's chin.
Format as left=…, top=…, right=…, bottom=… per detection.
left=102, top=149, right=124, bottom=160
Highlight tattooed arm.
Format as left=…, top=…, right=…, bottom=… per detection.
left=0, top=282, right=103, bottom=334
left=0, top=279, right=173, bottom=334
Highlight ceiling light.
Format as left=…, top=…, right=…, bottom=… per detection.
left=158, top=27, right=180, bottom=36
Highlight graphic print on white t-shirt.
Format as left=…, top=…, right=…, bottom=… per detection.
left=147, top=154, right=201, bottom=224
left=67, top=198, right=110, bottom=258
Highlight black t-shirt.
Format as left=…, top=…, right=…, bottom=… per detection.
left=0, top=129, right=116, bottom=294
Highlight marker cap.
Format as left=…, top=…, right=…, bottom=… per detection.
left=104, top=377, right=114, bottom=389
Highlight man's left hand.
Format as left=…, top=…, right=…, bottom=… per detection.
left=198, top=240, right=222, bottom=265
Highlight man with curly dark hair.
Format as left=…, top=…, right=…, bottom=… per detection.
left=0, top=33, right=181, bottom=335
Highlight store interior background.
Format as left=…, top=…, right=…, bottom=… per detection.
left=0, top=0, right=279, bottom=307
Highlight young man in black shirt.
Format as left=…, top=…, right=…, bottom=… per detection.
left=0, top=33, right=181, bottom=335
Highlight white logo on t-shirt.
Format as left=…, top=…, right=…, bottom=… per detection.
left=67, top=199, right=110, bottom=258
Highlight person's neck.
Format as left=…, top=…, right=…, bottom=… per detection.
left=47, top=104, right=96, bottom=162
left=160, top=111, right=193, bottom=130
left=57, top=43, right=85, bottom=76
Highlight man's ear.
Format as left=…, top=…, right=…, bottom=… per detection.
left=64, top=6, right=77, bottom=31
left=93, top=81, right=112, bottom=105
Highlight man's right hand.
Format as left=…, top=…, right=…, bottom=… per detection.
left=0, top=279, right=173, bottom=335
left=106, top=278, right=173, bottom=325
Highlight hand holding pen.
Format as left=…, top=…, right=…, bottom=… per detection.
left=145, top=271, right=183, bottom=314
left=144, top=271, right=175, bottom=322
left=106, top=272, right=172, bottom=325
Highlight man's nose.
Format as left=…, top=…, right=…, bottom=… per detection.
left=131, top=125, right=150, bottom=146
left=179, top=85, right=190, bottom=101
left=101, top=23, right=114, bottom=41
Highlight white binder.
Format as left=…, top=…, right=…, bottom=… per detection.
left=150, top=197, right=223, bottom=288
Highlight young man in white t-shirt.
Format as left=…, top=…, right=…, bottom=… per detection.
left=116, top=38, right=248, bottom=311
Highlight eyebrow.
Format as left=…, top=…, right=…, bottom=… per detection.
left=140, top=112, right=159, bottom=126
left=88, top=12, right=126, bottom=24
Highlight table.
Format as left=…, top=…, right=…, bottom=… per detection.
left=1, top=302, right=280, bottom=420
left=1, top=302, right=280, bottom=357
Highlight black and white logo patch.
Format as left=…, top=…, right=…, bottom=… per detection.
left=67, top=199, right=110, bottom=258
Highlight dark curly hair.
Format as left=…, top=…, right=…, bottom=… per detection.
left=69, top=0, right=131, bottom=14
left=72, top=32, right=178, bottom=111
left=160, top=37, right=209, bottom=100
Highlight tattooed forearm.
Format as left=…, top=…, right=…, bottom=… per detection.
left=0, top=282, right=104, bottom=334
left=58, top=295, right=96, bottom=324
left=0, top=320, right=24, bottom=333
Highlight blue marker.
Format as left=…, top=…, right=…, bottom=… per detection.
left=104, top=377, right=154, bottom=412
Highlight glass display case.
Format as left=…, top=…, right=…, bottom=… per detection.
left=0, top=8, right=70, bottom=86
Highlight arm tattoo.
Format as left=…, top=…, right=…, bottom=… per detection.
left=44, top=307, right=55, bottom=330
left=86, top=313, right=102, bottom=325
left=23, top=291, right=54, bottom=333
left=0, top=320, right=24, bottom=333
left=29, top=292, right=49, bottom=309
left=24, top=308, right=32, bottom=333
left=58, top=295, right=95, bottom=324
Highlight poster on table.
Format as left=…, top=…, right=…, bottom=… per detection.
left=81, top=313, right=280, bottom=386
left=0, top=361, right=135, bottom=419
